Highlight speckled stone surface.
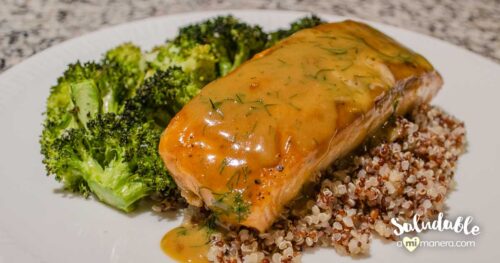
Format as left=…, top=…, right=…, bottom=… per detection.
left=1, top=0, right=499, bottom=73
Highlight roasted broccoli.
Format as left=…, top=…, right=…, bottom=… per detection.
left=40, top=43, right=165, bottom=211
left=266, top=15, right=324, bottom=47
left=124, top=67, right=201, bottom=128
left=46, top=113, right=172, bottom=211
left=147, top=16, right=267, bottom=77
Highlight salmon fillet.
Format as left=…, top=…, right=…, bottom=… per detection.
left=159, top=20, right=442, bottom=232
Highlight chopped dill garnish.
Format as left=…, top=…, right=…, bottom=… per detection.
left=245, top=105, right=258, bottom=116
left=226, top=165, right=251, bottom=189
left=205, top=213, right=218, bottom=232
left=341, top=61, right=354, bottom=71
left=202, top=124, right=208, bottom=135
left=176, top=227, right=188, bottom=236
left=288, top=102, right=301, bottom=111
left=219, top=158, right=229, bottom=175
left=210, top=190, right=251, bottom=223
left=226, top=169, right=242, bottom=189
left=263, top=103, right=276, bottom=116
left=235, top=93, right=245, bottom=104
left=242, top=166, right=251, bottom=181
left=277, top=58, right=287, bottom=64
left=209, top=98, right=224, bottom=117
left=209, top=98, right=221, bottom=110
left=320, top=47, right=348, bottom=55
left=251, top=122, right=258, bottom=132
left=232, top=191, right=250, bottom=222
left=314, top=68, right=335, bottom=79
left=393, top=98, right=400, bottom=112
left=247, top=122, right=258, bottom=137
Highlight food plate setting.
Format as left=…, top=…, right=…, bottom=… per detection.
left=0, top=10, right=499, bottom=263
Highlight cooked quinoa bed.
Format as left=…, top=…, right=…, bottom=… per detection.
left=154, top=104, right=466, bottom=262
left=194, top=104, right=466, bottom=263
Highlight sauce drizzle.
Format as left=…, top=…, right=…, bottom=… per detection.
left=161, top=225, right=210, bottom=263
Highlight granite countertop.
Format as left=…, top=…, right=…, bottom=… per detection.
left=1, top=0, right=499, bottom=73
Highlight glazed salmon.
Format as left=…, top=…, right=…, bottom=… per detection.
left=159, top=20, right=442, bottom=232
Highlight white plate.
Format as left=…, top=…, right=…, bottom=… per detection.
left=1, top=10, right=499, bottom=263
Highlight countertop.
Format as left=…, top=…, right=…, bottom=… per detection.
left=1, top=0, right=499, bottom=73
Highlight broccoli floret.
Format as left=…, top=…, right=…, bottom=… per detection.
left=45, top=62, right=100, bottom=130
left=40, top=43, right=168, bottom=211
left=42, top=43, right=145, bottom=130
left=145, top=43, right=217, bottom=86
left=266, top=15, right=324, bottom=47
left=148, top=16, right=267, bottom=77
left=100, top=43, right=147, bottom=110
left=47, top=113, right=173, bottom=212
left=125, top=67, right=201, bottom=128
left=41, top=43, right=147, bottom=171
